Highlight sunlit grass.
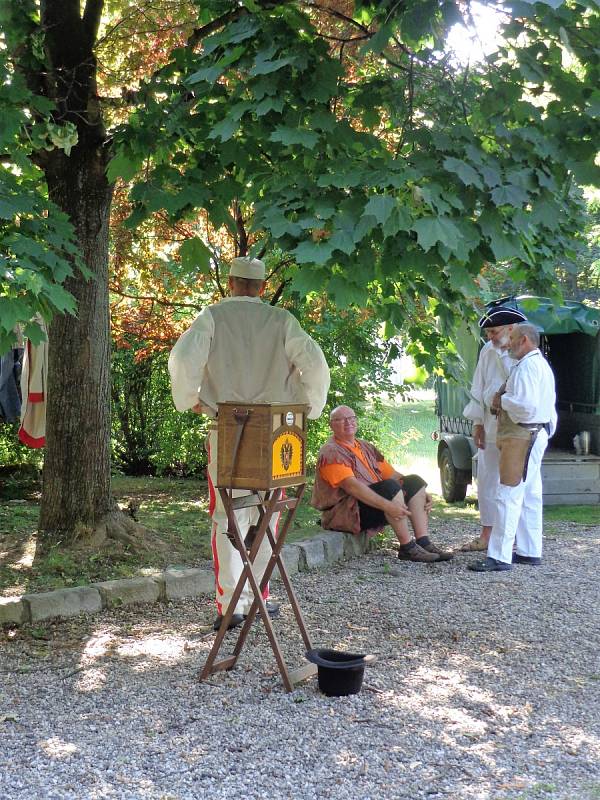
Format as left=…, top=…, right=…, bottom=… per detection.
left=544, top=505, right=599, bottom=527
left=379, top=398, right=442, bottom=494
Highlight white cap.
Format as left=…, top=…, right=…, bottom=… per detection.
left=229, top=257, right=265, bottom=280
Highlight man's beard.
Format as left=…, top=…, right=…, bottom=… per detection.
left=493, top=335, right=510, bottom=351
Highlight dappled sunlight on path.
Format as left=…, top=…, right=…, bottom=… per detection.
left=1, top=515, right=598, bottom=799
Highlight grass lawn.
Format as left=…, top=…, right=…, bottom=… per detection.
left=1, top=398, right=597, bottom=598
left=0, top=474, right=339, bottom=598
left=380, top=397, right=442, bottom=494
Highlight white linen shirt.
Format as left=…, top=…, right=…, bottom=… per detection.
left=463, top=341, right=515, bottom=443
left=168, top=296, right=330, bottom=419
left=501, top=349, right=557, bottom=434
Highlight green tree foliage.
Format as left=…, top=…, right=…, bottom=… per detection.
left=110, top=0, right=600, bottom=368
left=284, top=302, right=398, bottom=466
left=560, top=191, right=600, bottom=298
left=1, top=0, right=599, bottom=540
left=0, top=48, right=82, bottom=353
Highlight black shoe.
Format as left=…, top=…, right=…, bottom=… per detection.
left=512, top=553, right=542, bottom=565
left=256, top=601, right=280, bottom=619
left=213, top=613, right=245, bottom=631
left=468, top=557, right=512, bottom=572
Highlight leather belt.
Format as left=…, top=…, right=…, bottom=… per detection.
left=223, top=408, right=251, bottom=548
left=518, top=422, right=551, bottom=434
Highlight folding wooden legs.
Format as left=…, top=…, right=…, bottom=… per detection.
left=199, top=483, right=315, bottom=692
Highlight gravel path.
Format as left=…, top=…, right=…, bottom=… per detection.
left=1, top=521, right=599, bottom=800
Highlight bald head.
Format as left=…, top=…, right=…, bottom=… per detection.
left=330, top=405, right=354, bottom=422
left=515, top=322, right=540, bottom=347
left=509, top=322, right=540, bottom=359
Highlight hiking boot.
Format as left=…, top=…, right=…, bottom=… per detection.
left=419, top=541, right=454, bottom=561
left=398, top=543, right=440, bottom=563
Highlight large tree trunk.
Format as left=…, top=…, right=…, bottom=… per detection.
left=34, top=0, right=148, bottom=549
left=38, top=147, right=115, bottom=543
left=37, top=147, right=151, bottom=551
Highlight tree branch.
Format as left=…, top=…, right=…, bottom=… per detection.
left=95, top=1, right=154, bottom=47
left=266, top=257, right=295, bottom=284
left=320, top=33, right=370, bottom=43
left=396, top=56, right=414, bottom=152
left=186, top=8, right=243, bottom=50
left=303, top=3, right=371, bottom=36
left=205, top=213, right=226, bottom=298
left=109, top=287, right=203, bottom=310
left=380, top=53, right=411, bottom=74
left=270, top=279, right=290, bottom=306
left=82, top=0, right=104, bottom=48
left=233, top=201, right=248, bottom=257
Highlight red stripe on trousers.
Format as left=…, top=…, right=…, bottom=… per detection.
left=207, top=439, right=216, bottom=516
left=211, top=523, right=224, bottom=615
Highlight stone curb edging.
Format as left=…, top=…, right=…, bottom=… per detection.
left=0, top=530, right=376, bottom=627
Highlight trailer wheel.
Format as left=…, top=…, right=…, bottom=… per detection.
left=440, top=447, right=468, bottom=502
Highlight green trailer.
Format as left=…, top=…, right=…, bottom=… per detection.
left=435, top=296, right=600, bottom=505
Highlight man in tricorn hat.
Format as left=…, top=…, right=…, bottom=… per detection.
left=169, top=256, right=330, bottom=629
left=460, top=305, right=527, bottom=552
left=469, top=322, right=557, bottom=572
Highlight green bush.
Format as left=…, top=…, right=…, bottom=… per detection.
left=0, top=422, right=43, bottom=469
left=111, top=345, right=210, bottom=476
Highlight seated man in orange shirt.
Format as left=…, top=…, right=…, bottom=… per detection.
left=311, top=405, right=453, bottom=563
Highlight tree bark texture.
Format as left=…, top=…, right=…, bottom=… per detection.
left=34, top=0, right=142, bottom=545
left=38, top=147, right=115, bottom=541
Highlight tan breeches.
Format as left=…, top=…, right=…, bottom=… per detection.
left=497, top=437, right=531, bottom=486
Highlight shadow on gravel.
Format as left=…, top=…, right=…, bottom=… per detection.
left=1, top=527, right=600, bottom=800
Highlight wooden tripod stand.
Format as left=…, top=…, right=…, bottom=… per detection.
left=198, top=482, right=316, bottom=692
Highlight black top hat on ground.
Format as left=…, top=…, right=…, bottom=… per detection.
left=305, top=648, right=376, bottom=696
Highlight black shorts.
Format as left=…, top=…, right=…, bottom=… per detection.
left=358, top=475, right=427, bottom=531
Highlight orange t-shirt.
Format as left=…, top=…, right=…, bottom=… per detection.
left=319, top=440, right=396, bottom=487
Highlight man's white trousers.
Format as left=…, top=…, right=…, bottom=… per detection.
left=476, top=441, right=501, bottom=527
left=207, top=429, right=277, bottom=616
left=487, top=430, right=548, bottom=565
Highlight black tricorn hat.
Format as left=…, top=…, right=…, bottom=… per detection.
left=478, top=306, right=527, bottom=328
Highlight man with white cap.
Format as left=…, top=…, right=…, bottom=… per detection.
left=468, top=322, right=557, bottom=572
left=169, top=256, right=330, bottom=629
left=460, top=305, right=527, bottom=552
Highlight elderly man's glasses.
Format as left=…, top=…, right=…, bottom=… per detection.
left=331, top=415, right=357, bottom=423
